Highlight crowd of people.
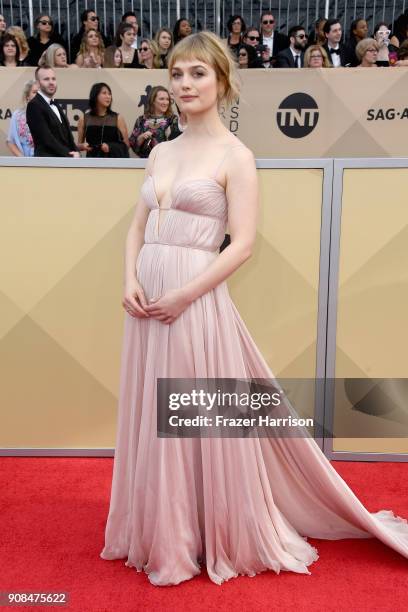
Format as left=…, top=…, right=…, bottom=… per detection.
left=2, top=8, right=408, bottom=158
left=1, top=9, right=408, bottom=69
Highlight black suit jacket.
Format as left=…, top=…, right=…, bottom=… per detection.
left=262, top=31, right=289, bottom=60
left=26, top=94, right=77, bottom=157
left=275, top=47, right=304, bottom=68
left=323, top=43, right=349, bottom=67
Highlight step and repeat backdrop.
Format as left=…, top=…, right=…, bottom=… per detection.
left=0, top=67, right=408, bottom=157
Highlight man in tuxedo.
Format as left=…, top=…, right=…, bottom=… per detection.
left=276, top=25, right=307, bottom=67
left=259, top=11, right=289, bottom=65
left=323, top=19, right=349, bottom=67
left=26, top=66, right=79, bottom=157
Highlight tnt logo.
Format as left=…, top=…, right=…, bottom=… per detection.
left=58, top=99, right=88, bottom=132
left=277, top=93, right=319, bottom=138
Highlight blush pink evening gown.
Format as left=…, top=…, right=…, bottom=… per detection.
left=100, top=143, right=408, bottom=586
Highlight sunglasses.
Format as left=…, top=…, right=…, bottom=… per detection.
left=140, top=46, right=150, bottom=51
left=39, top=20, right=52, bottom=25
left=262, top=19, right=275, bottom=24
left=247, top=35, right=260, bottom=41
left=296, top=33, right=306, bottom=39
left=89, top=16, right=99, bottom=21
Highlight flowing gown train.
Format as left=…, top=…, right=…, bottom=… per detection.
left=100, top=144, right=408, bottom=586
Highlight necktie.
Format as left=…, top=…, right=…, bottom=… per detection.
left=295, top=55, right=300, bottom=68
left=329, top=48, right=340, bottom=55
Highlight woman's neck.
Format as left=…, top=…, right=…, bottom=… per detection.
left=96, top=106, right=108, bottom=116
left=182, top=106, right=228, bottom=140
left=121, top=42, right=132, bottom=52
left=39, top=33, right=49, bottom=43
left=5, top=57, right=17, bottom=66
left=230, top=32, right=241, bottom=44
left=144, top=57, right=153, bottom=68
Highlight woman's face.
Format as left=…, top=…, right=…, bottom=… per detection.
left=0, top=15, right=6, bottom=33
left=97, top=86, right=112, bottom=108
left=238, top=48, right=248, bottom=67
left=153, top=91, right=170, bottom=115
left=140, top=42, right=153, bottom=62
left=158, top=31, right=172, bottom=50
left=170, top=59, right=219, bottom=114
left=113, top=48, right=122, bottom=66
left=309, top=50, right=324, bottom=67
left=376, top=25, right=391, bottom=43
left=27, top=82, right=39, bottom=102
left=122, top=28, right=136, bottom=46
left=85, top=12, right=99, bottom=32
left=37, top=15, right=52, bottom=34
left=354, top=20, right=368, bottom=40
left=245, top=30, right=260, bottom=46
left=231, top=18, right=243, bottom=34
left=3, top=40, right=17, bottom=58
left=364, top=45, right=378, bottom=64
left=87, top=30, right=99, bottom=47
left=54, top=47, right=67, bottom=66
left=179, top=20, right=192, bottom=37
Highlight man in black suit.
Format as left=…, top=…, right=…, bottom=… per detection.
left=26, top=66, right=79, bottom=157
left=259, top=11, right=289, bottom=65
left=323, top=19, right=349, bottom=67
left=276, top=25, right=307, bottom=68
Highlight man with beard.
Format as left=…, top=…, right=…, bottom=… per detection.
left=275, top=25, right=307, bottom=67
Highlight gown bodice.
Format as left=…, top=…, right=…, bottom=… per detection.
left=140, top=174, right=228, bottom=253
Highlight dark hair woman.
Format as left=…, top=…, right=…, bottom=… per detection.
left=344, top=17, right=368, bottom=66
left=173, top=18, right=192, bottom=45
left=27, top=14, right=66, bottom=66
left=129, top=85, right=181, bottom=157
left=0, top=33, right=23, bottom=66
left=226, top=14, right=246, bottom=57
left=77, top=82, right=129, bottom=157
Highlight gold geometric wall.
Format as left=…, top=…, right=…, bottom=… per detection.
left=0, top=166, right=323, bottom=449
left=333, top=168, right=408, bottom=454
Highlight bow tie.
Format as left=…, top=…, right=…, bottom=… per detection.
left=329, top=48, right=340, bottom=55
left=50, top=99, right=57, bottom=105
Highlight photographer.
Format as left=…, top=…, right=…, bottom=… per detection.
left=77, top=82, right=129, bottom=158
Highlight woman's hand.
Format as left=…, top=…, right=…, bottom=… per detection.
left=101, top=142, right=110, bottom=153
left=122, top=278, right=150, bottom=318
left=144, top=289, right=191, bottom=324
left=78, top=141, right=92, bottom=152
left=137, top=131, right=153, bottom=146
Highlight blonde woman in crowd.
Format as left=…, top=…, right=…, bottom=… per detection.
left=6, top=26, right=30, bottom=63
left=155, top=27, right=173, bottom=67
left=76, top=28, right=104, bottom=67
left=139, top=38, right=162, bottom=68
left=303, top=45, right=331, bottom=67
left=356, top=38, right=380, bottom=66
left=38, top=43, right=74, bottom=68
left=7, top=79, right=39, bottom=156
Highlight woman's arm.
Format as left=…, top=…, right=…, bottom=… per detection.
left=122, top=146, right=159, bottom=317
left=145, top=145, right=259, bottom=323
left=76, top=115, right=90, bottom=151
left=7, top=142, right=23, bottom=157
left=6, top=113, right=23, bottom=156
left=75, top=53, right=84, bottom=67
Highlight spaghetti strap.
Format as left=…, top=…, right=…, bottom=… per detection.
left=212, top=142, right=246, bottom=180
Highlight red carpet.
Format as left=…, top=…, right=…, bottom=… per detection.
left=1, top=457, right=407, bottom=611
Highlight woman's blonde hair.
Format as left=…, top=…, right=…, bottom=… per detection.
left=140, top=38, right=162, bottom=68
left=21, top=79, right=37, bottom=108
left=167, top=31, right=240, bottom=107
left=78, top=28, right=105, bottom=58
left=6, top=25, right=29, bottom=56
left=38, top=43, right=67, bottom=67
left=303, top=44, right=331, bottom=68
left=355, top=37, right=379, bottom=62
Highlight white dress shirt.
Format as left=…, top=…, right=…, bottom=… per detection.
left=262, top=33, right=274, bottom=58
left=328, top=44, right=341, bottom=67
left=38, top=90, right=62, bottom=122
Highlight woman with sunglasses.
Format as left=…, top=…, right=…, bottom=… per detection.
left=27, top=14, right=66, bottom=66
left=139, top=38, right=162, bottom=68
left=374, top=22, right=399, bottom=66
left=243, top=27, right=261, bottom=47
left=70, top=9, right=109, bottom=63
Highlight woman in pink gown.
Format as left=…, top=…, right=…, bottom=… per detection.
left=100, top=32, right=408, bottom=586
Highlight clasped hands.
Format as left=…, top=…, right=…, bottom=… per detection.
left=123, top=279, right=191, bottom=325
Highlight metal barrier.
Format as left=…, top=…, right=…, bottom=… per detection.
left=0, top=1, right=406, bottom=49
